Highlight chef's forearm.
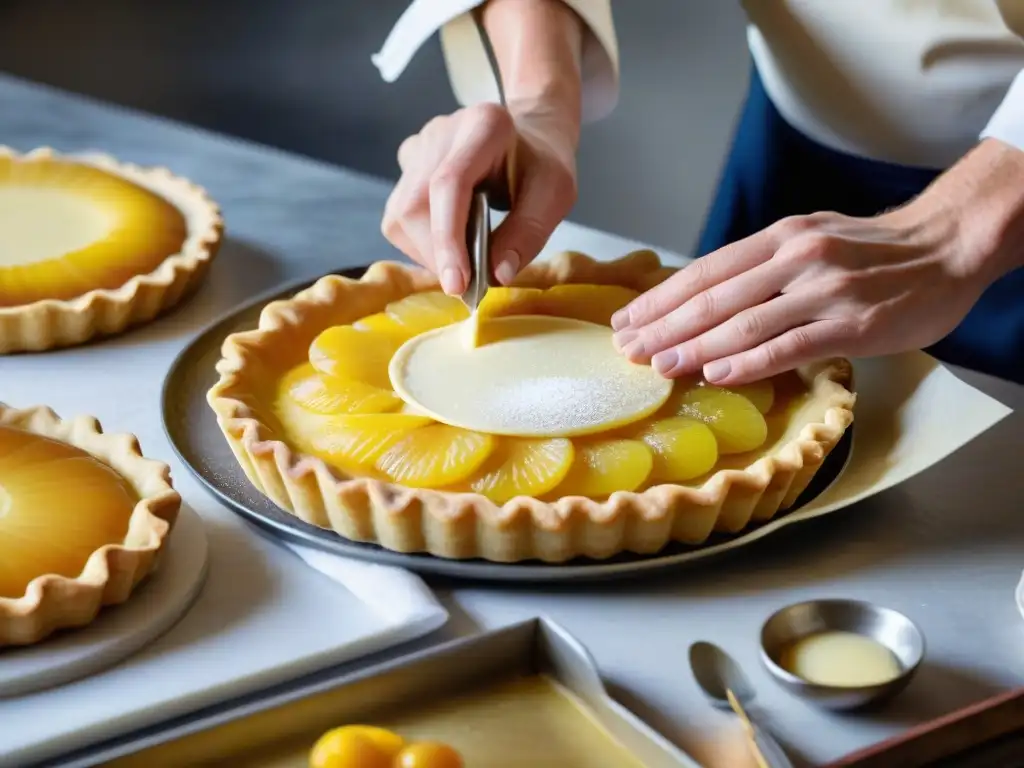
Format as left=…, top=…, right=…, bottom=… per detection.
left=481, top=0, right=584, bottom=133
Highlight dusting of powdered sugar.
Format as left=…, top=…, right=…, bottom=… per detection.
left=390, top=315, right=672, bottom=437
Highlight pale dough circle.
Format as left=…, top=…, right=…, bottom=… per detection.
left=389, top=315, right=674, bottom=438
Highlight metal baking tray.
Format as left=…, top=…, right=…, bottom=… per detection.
left=163, top=266, right=855, bottom=582
left=49, top=618, right=701, bottom=767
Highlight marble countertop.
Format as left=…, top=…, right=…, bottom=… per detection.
left=2, top=73, right=1023, bottom=767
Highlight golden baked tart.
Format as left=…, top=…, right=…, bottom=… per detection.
left=0, top=146, right=223, bottom=353
left=208, top=250, right=855, bottom=563
left=0, top=403, right=180, bottom=646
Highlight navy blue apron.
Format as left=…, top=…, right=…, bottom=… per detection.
left=697, top=66, right=1024, bottom=384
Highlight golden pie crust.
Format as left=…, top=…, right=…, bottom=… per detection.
left=0, top=146, right=223, bottom=354
left=0, top=403, right=181, bottom=646
left=208, top=250, right=855, bottom=563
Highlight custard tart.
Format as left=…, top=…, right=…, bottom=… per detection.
left=0, top=403, right=180, bottom=646
left=0, top=146, right=223, bottom=353
left=208, top=250, right=855, bottom=563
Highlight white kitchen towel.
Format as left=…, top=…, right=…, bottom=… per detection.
left=284, top=542, right=449, bottom=631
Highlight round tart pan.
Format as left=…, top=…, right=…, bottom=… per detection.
left=163, top=266, right=854, bottom=583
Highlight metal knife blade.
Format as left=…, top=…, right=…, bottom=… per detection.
left=462, top=189, right=491, bottom=313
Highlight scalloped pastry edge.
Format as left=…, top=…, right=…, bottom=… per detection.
left=207, top=250, right=855, bottom=564
left=0, top=146, right=224, bottom=354
left=0, top=403, right=181, bottom=646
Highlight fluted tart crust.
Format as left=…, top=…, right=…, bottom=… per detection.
left=208, top=250, right=855, bottom=564
left=0, top=403, right=181, bottom=646
left=0, top=146, right=223, bottom=353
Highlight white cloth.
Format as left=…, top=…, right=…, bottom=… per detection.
left=284, top=542, right=448, bottom=628
left=373, top=0, right=1024, bottom=168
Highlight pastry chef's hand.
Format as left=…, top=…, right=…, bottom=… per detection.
left=611, top=139, right=1024, bottom=387
left=381, top=101, right=579, bottom=295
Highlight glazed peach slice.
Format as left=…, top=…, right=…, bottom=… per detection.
left=469, top=437, right=575, bottom=503
left=301, top=414, right=434, bottom=475
left=662, top=384, right=768, bottom=454
left=699, top=378, right=775, bottom=415
left=632, top=417, right=719, bottom=483
left=309, top=326, right=402, bottom=390
left=475, top=287, right=544, bottom=319
left=0, top=425, right=137, bottom=598
left=535, top=284, right=640, bottom=327
left=554, top=438, right=653, bottom=498
left=279, top=363, right=401, bottom=415
left=376, top=424, right=495, bottom=488
left=385, top=291, right=469, bottom=335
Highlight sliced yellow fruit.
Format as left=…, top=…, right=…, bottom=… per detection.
left=663, top=385, right=768, bottom=454
left=376, top=424, right=495, bottom=488
left=476, top=286, right=545, bottom=319
left=385, top=291, right=469, bottom=335
left=353, top=311, right=414, bottom=342
left=554, top=438, right=653, bottom=498
left=537, top=284, right=640, bottom=326
left=704, top=378, right=775, bottom=414
left=633, top=417, right=719, bottom=482
left=306, top=414, right=434, bottom=472
left=469, top=437, right=574, bottom=503
left=309, top=325, right=402, bottom=390
left=280, top=363, right=401, bottom=415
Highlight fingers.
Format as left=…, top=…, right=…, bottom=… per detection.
left=702, top=319, right=853, bottom=386
left=612, top=259, right=786, bottom=364
left=646, top=292, right=824, bottom=377
left=489, top=154, right=577, bottom=283
left=428, top=105, right=515, bottom=294
left=610, top=229, right=778, bottom=331
left=381, top=105, right=515, bottom=294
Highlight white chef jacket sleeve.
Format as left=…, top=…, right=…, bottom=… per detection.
left=371, top=0, right=620, bottom=123
left=981, top=69, right=1024, bottom=151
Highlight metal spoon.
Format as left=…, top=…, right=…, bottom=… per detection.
left=688, top=641, right=794, bottom=768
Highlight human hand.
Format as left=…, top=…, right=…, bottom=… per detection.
left=381, top=101, right=578, bottom=295
left=610, top=205, right=988, bottom=387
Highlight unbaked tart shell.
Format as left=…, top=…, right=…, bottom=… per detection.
left=207, top=250, right=855, bottom=564
left=0, top=146, right=224, bottom=354
left=0, top=403, right=181, bottom=646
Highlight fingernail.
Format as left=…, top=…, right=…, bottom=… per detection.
left=704, top=359, right=731, bottom=382
left=440, top=267, right=462, bottom=295
left=493, top=251, right=520, bottom=285
left=610, top=308, right=631, bottom=330
left=612, top=329, right=638, bottom=352
left=652, top=349, right=680, bottom=376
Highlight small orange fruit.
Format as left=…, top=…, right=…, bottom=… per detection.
left=395, top=741, right=465, bottom=768
left=308, top=725, right=403, bottom=768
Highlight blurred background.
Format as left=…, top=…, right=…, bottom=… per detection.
left=0, top=0, right=750, bottom=255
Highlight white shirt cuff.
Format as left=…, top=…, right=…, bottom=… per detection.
left=981, top=69, right=1024, bottom=152
left=372, top=0, right=620, bottom=124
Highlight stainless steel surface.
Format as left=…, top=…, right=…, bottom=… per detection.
left=760, top=599, right=926, bottom=712
left=51, top=619, right=700, bottom=768
left=161, top=273, right=855, bottom=582
left=461, top=189, right=492, bottom=312
left=689, top=642, right=794, bottom=768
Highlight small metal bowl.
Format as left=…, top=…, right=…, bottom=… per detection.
left=759, top=598, right=925, bottom=711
